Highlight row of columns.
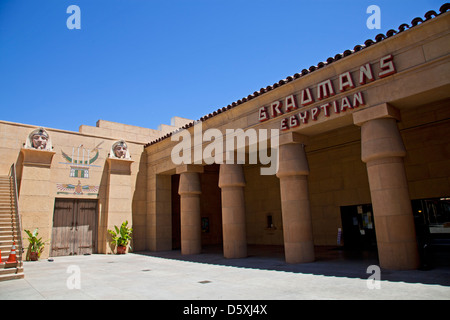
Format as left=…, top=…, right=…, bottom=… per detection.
left=175, top=103, right=419, bottom=270
left=176, top=164, right=248, bottom=258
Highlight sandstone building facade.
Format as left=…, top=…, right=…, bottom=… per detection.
left=1, top=5, right=449, bottom=271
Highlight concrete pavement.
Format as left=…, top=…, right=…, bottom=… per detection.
left=0, top=246, right=449, bottom=300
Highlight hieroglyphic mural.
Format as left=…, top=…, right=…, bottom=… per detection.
left=57, top=142, right=103, bottom=196
left=60, top=142, right=102, bottom=178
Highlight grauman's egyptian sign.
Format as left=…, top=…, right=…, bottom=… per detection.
left=258, top=54, right=396, bottom=130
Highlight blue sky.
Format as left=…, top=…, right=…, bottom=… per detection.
left=0, top=0, right=444, bottom=133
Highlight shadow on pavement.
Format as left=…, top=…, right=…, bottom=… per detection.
left=136, top=245, right=450, bottom=287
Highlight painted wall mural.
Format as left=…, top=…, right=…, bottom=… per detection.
left=60, top=142, right=103, bottom=178
left=57, top=142, right=103, bottom=196
left=57, top=181, right=99, bottom=195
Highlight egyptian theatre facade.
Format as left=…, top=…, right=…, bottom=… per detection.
left=1, top=5, right=449, bottom=272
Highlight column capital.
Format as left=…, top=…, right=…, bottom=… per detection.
left=279, top=132, right=309, bottom=146
left=353, top=103, right=401, bottom=126
left=176, top=164, right=204, bottom=174
left=218, top=163, right=245, bottom=188
left=178, top=170, right=202, bottom=195
left=276, top=143, right=309, bottom=178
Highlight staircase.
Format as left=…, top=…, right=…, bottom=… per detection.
left=0, top=168, right=24, bottom=281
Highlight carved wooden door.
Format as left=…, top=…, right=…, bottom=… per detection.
left=74, top=200, right=98, bottom=255
left=51, top=199, right=75, bottom=257
left=51, top=199, right=98, bottom=257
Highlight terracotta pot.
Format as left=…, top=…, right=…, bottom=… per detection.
left=117, top=245, right=127, bottom=254
left=30, top=252, right=39, bottom=261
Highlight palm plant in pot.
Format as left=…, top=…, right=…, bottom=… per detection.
left=108, top=220, right=133, bottom=254
left=24, top=228, right=47, bottom=261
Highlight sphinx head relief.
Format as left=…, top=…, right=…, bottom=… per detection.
left=110, top=140, right=130, bottom=159
left=26, top=127, right=52, bottom=150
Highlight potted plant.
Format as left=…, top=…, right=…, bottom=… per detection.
left=108, top=220, right=132, bottom=254
left=24, top=228, right=47, bottom=261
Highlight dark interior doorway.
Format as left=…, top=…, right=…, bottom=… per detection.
left=171, top=174, right=181, bottom=250
left=340, top=204, right=377, bottom=251
left=412, top=197, right=450, bottom=269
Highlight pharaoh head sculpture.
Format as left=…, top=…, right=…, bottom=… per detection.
left=26, top=127, right=52, bottom=150
left=110, top=140, right=130, bottom=159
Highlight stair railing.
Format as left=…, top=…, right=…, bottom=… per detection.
left=9, top=163, right=23, bottom=259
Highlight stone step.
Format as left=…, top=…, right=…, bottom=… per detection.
left=0, top=268, right=23, bottom=275
left=0, top=216, right=15, bottom=220
left=0, top=177, right=23, bottom=281
left=0, top=234, right=17, bottom=241
left=0, top=209, right=15, bottom=213
left=0, top=265, right=25, bottom=282
left=0, top=252, right=22, bottom=261
left=0, top=231, right=19, bottom=238
left=0, top=221, right=18, bottom=226
left=0, top=214, right=15, bottom=218
left=0, top=212, right=15, bottom=216
left=0, top=244, right=23, bottom=254
left=0, top=245, right=23, bottom=256
left=0, top=224, right=18, bottom=229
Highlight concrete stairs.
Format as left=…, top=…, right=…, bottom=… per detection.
left=0, top=175, right=24, bottom=281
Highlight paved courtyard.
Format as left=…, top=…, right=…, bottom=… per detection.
left=1, top=246, right=449, bottom=301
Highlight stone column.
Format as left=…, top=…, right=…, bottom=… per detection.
left=276, top=133, right=314, bottom=264
left=104, top=158, right=134, bottom=254
left=19, top=148, right=56, bottom=259
left=146, top=172, right=172, bottom=252
left=218, top=164, right=247, bottom=259
left=177, top=164, right=203, bottom=255
left=353, top=103, right=419, bottom=270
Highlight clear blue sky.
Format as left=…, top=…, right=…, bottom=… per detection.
left=0, top=0, right=444, bottom=133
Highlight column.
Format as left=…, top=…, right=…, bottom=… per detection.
left=177, top=164, right=203, bottom=255
left=218, top=164, right=247, bottom=259
left=19, top=148, right=56, bottom=259
left=105, top=158, right=134, bottom=254
left=146, top=173, right=172, bottom=252
left=276, top=133, right=314, bottom=264
left=353, top=103, right=420, bottom=270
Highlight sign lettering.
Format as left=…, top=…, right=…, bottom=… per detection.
left=258, top=55, right=396, bottom=130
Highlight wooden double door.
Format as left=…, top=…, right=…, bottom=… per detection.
left=51, top=199, right=98, bottom=257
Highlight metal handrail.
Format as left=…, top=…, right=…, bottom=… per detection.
left=9, top=163, right=23, bottom=260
